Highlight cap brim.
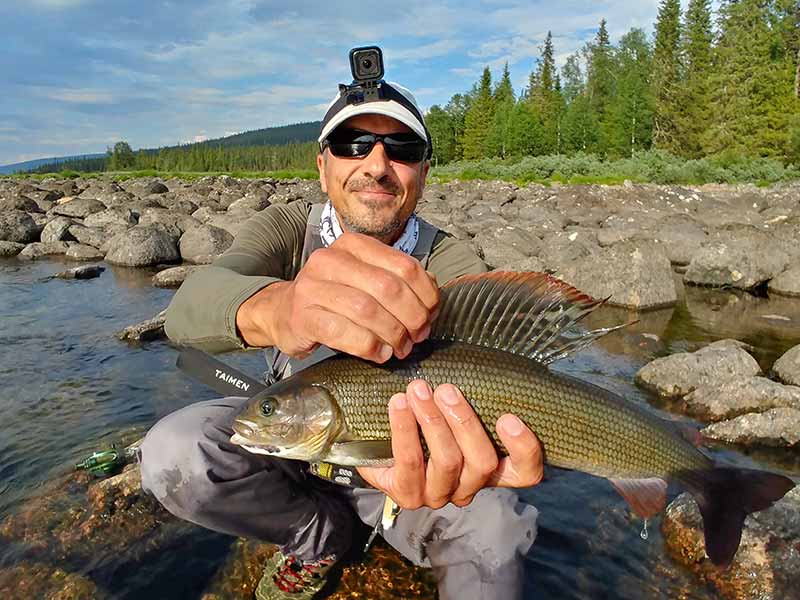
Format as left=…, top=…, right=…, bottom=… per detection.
left=318, top=101, right=428, bottom=145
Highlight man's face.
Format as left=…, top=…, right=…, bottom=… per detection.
left=317, top=113, right=429, bottom=244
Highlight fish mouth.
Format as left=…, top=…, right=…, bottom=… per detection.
left=230, top=432, right=282, bottom=455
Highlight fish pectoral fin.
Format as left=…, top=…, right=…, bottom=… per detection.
left=609, top=477, right=668, bottom=519
left=328, top=440, right=394, bottom=467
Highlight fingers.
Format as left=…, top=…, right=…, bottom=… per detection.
left=487, top=414, right=544, bottom=488
left=406, top=381, right=463, bottom=509
left=431, top=384, right=499, bottom=506
left=384, top=391, right=427, bottom=509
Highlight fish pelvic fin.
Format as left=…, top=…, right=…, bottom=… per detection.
left=434, top=271, right=631, bottom=364
left=679, top=467, right=795, bottom=567
left=609, top=477, right=669, bottom=519
left=326, top=440, right=394, bottom=467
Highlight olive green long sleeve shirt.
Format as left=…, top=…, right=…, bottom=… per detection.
left=164, top=200, right=487, bottom=352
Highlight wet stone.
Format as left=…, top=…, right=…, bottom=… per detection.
left=0, top=563, right=109, bottom=600
left=701, top=407, right=800, bottom=448
left=116, top=309, right=167, bottom=342
left=635, top=339, right=761, bottom=399
left=54, top=264, right=105, bottom=280
left=769, top=266, right=800, bottom=297
left=682, top=377, right=800, bottom=422
left=18, top=241, right=72, bottom=260
left=152, top=265, right=200, bottom=288
left=0, top=241, right=24, bottom=257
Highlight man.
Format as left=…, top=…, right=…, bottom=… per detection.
left=140, top=75, right=543, bottom=600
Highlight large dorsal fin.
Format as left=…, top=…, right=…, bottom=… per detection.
left=432, top=271, right=630, bottom=365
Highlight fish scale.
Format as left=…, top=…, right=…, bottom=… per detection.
left=306, top=340, right=712, bottom=481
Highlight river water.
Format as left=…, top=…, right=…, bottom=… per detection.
left=1, top=257, right=799, bottom=599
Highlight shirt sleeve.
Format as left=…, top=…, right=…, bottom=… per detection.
left=164, top=201, right=310, bottom=352
left=426, top=231, right=488, bottom=285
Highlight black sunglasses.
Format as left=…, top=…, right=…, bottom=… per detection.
left=322, top=128, right=428, bottom=162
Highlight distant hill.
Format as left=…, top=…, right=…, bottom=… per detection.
left=0, top=121, right=323, bottom=174
left=0, top=153, right=106, bottom=175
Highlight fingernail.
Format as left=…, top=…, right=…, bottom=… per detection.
left=391, top=394, right=407, bottom=410
left=414, top=324, right=431, bottom=343
left=401, top=337, right=414, bottom=356
left=411, top=380, right=432, bottom=401
left=379, top=344, right=393, bottom=362
left=440, top=385, right=461, bottom=406
left=500, top=414, right=524, bottom=437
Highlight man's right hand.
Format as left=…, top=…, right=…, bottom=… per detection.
left=235, top=232, right=440, bottom=362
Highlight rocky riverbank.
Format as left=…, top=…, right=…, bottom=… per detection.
left=2, top=175, right=800, bottom=598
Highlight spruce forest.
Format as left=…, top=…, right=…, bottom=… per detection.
left=29, top=0, right=800, bottom=183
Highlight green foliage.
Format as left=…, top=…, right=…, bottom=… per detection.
left=461, top=67, right=495, bottom=159
left=652, top=0, right=683, bottom=153
left=108, top=141, right=135, bottom=170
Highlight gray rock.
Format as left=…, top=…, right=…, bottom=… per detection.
left=685, top=239, right=790, bottom=290
left=116, top=310, right=167, bottom=342
left=138, top=208, right=200, bottom=239
left=537, top=230, right=601, bottom=273
left=66, top=244, right=105, bottom=261
left=68, top=224, right=112, bottom=249
left=51, top=197, right=106, bottom=219
left=91, top=190, right=138, bottom=208
left=179, top=225, right=233, bottom=264
left=702, top=407, right=800, bottom=448
left=152, top=265, right=200, bottom=288
left=84, top=208, right=137, bottom=228
left=206, top=213, right=249, bottom=237
left=516, top=204, right=568, bottom=233
left=772, top=344, right=800, bottom=387
left=635, top=339, right=761, bottom=399
left=25, top=189, right=62, bottom=205
left=105, top=225, right=180, bottom=267
left=498, top=255, right=548, bottom=273
left=146, top=181, right=169, bottom=194
left=0, top=210, right=40, bottom=243
left=651, top=222, right=707, bottom=266
left=191, top=206, right=221, bottom=223
left=768, top=266, right=800, bottom=298
left=556, top=242, right=677, bottom=309
left=0, top=194, right=42, bottom=213
left=54, top=264, right=105, bottom=279
left=18, top=241, right=72, bottom=260
left=662, top=488, right=800, bottom=599
left=227, top=192, right=271, bottom=213
left=40, top=216, right=76, bottom=243
left=0, top=241, right=24, bottom=257
left=473, top=226, right=540, bottom=269
left=683, top=376, right=800, bottom=421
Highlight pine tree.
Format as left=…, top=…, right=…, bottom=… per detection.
left=584, top=20, right=616, bottom=153
left=652, top=0, right=683, bottom=154
left=426, top=105, right=457, bottom=165
left=486, top=63, right=516, bottom=158
left=527, top=32, right=565, bottom=154
left=704, top=0, right=798, bottom=157
left=606, top=29, right=654, bottom=157
left=461, top=67, right=495, bottom=159
left=678, top=0, right=714, bottom=158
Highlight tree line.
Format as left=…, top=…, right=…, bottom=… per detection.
left=427, top=0, right=799, bottom=165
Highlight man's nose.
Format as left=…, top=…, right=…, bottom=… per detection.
left=360, top=140, right=392, bottom=178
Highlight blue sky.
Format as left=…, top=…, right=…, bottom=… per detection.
left=0, top=0, right=665, bottom=166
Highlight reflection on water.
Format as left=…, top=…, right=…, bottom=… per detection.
left=1, top=257, right=799, bottom=599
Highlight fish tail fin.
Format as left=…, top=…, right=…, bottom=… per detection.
left=681, top=467, right=795, bottom=567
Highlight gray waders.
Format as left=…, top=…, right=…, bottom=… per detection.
left=140, top=204, right=538, bottom=599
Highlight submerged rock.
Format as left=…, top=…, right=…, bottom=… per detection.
left=54, top=265, right=105, bottom=280
left=683, top=377, right=800, bottom=422
left=662, top=488, right=800, bottom=600
left=116, top=310, right=167, bottom=342
left=701, top=407, right=800, bottom=448
left=0, top=563, right=108, bottom=600
left=152, top=265, right=200, bottom=288
left=635, top=339, right=761, bottom=399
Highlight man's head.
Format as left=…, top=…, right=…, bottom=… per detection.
left=316, top=82, right=431, bottom=245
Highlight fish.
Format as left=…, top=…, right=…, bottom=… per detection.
left=230, top=271, right=795, bottom=567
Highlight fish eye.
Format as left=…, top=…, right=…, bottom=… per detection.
left=260, top=398, right=276, bottom=417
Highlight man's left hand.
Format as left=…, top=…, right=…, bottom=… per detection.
left=357, top=380, right=544, bottom=509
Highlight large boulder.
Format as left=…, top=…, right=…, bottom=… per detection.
left=702, top=407, right=800, bottom=448
left=683, top=377, right=800, bottom=421
left=40, top=216, right=76, bottom=243
left=51, top=197, right=106, bottom=219
left=18, top=241, right=72, bottom=260
left=684, top=239, right=790, bottom=290
left=105, top=225, right=180, bottom=267
left=0, top=194, right=42, bottom=213
left=0, top=210, right=40, bottom=243
left=556, top=242, right=677, bottom=309
left=66, top=244, right=105, bottom=261
left=179, top=225, right=233, bottom=264
left=772, top=344, right=800, bottom=387
left=84, top=207, right=137, bottom=228
left=138, top=208, right=200, bottom=239
left=635, top=339, right=761, bottom=399
left=152, top=265, right=201, bottom=288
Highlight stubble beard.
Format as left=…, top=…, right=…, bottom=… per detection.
left=340, top=176, right=409, bottom=243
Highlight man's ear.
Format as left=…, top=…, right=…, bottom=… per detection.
left=419, top=160, right=430, bottom=193
left=316, top=152, right=328, bottom=193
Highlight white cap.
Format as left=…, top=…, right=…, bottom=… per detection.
left=318, top=81, right=430, bottom=151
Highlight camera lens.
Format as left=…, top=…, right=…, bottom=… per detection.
left=361, top=58, right=373, bottom=70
